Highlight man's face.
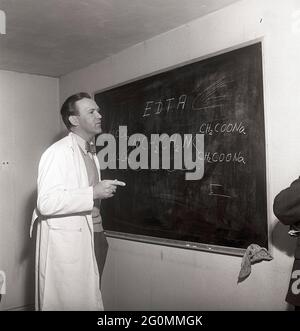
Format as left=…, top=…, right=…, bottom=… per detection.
left=74, top=98, right=102, bottom=138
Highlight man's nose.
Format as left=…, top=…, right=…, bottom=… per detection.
left=95, top=112, right=102, bottom=119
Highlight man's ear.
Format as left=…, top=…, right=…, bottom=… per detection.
left=69, top=115, right=79, bottom=127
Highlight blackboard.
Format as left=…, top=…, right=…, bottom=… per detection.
left=94, top=42, right=268, bottom=255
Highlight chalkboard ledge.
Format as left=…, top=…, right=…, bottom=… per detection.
left=104, top=230, right=246, bottom=257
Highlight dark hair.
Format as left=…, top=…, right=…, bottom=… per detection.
left=60, top=92, right=92, bottom=130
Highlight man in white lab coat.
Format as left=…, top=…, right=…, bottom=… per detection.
left=31, top=92, right=125, bottom=310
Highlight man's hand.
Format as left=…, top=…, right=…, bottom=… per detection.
left=93, top=179, right=126, bottom=200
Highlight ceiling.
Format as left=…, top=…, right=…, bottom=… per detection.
left=0, top=0, right=240, bottom=77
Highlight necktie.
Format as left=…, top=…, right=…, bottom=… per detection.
left=85, top=141, right=96, bottom=154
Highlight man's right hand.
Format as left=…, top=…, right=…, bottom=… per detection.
left=93, top=179, right=126, bottom=200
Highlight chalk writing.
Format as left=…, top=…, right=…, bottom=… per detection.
left=143, top=95, right=187, bottom=117
left=209, top=184, right=231, bottom=198
left=142, top=76, right=232, bottom=119
left=203, top=152, right=246, bottom=164
left=192, top=77, right=230, bottom=111
left=199, top=122, right=246, bottom=135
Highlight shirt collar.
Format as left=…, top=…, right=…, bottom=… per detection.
left=73, top=133, right=89, bottom=154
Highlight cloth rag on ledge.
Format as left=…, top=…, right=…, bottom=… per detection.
left=238, top=244, right=273, bottom=283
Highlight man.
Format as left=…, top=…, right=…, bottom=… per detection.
left=273, top=177, right=300, bottom=310
left=31, top=92, right=125, bottom=311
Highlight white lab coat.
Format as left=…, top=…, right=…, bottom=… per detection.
left=31, top=132, right=103, bottom=311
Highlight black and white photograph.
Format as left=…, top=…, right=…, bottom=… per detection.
left=0, top=0, right=300, bottom=321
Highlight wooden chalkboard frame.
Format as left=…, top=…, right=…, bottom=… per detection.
left=94, top=40, right=268, bottom=257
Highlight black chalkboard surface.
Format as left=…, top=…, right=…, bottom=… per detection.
left=95, top=42, right=267, bottom=255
